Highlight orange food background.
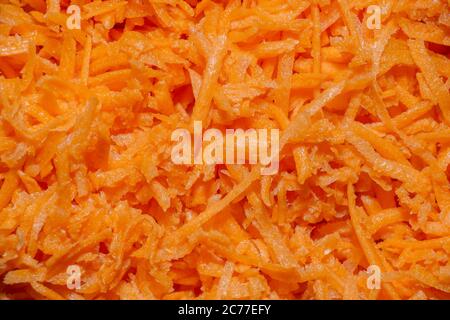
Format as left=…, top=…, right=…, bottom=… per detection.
left=0, top=0, right=450, bottom=299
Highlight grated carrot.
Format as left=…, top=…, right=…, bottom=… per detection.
left=0, top=0, right=449, bottom=301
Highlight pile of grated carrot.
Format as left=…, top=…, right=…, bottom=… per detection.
left=0, top=0, right=449, bottom=300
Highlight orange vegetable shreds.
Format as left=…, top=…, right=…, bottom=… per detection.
left=0, top=0, right=450, bottom=300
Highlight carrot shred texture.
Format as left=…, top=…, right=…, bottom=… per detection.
left=0, top=0, right=450, bottom=300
